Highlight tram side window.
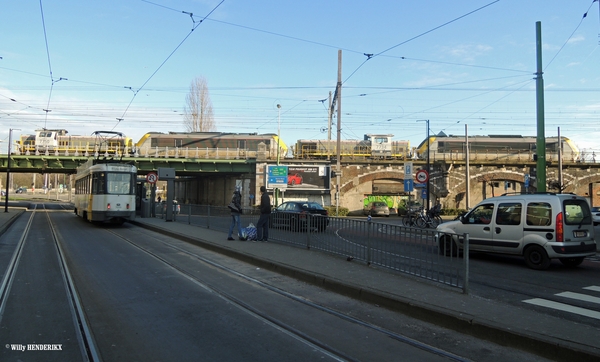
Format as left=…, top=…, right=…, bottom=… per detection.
left=92, top=173, right=105, bottom=194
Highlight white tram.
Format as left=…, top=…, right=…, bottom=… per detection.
left=74, top=159, right=137, bottom=224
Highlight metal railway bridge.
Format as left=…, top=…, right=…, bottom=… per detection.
left=1, top=152, right=600, bottom=212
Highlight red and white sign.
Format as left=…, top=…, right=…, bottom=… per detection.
left=146, top=172, right=158, bottom=184
left=415, top=169, right=429, bottom=183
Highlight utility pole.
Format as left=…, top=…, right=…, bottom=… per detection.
left=330, top=50, right=342, bottom=215
left=535, top=21, right=547, bottom=192
left=465, top=124, right=470, bottom=210
left=327, top=91, right=332, bottom=160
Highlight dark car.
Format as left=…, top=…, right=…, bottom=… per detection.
left=287, top=173, right=303, bottom=186
left=15, top=187, right=27, bottom=194
left=270, top=201, right=329, bottom=232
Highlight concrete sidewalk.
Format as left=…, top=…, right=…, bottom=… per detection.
left=0, top=209, right=598, bottom=361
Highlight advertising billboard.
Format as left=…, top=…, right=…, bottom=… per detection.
left=266, top=165, right=330, bottom=192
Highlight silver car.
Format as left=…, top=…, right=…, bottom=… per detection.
left=364, top=201, right=390, bottom=217
left=592, top=206, right=600, bottom=226
left=436, top=194, right=596, bottom=270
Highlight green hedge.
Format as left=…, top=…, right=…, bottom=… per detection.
left=325, top=206, right=349, bottom=217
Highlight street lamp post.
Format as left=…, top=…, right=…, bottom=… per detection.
left=417, top=120, right=430, bottom=211
left=276, top=104, right=281, bottom=206
left=4, top=128, right=20, bottom=213
left=277, top=104, right=281, bottom=165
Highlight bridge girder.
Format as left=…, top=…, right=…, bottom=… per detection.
left=0, top=155, right=256, bottom=175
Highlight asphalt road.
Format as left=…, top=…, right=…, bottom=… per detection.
left=0, top=209, right=556, bottom=361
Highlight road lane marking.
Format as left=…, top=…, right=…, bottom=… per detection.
left=523, top=299, right=600, bottom=320
left=555, top=291, right=600, bottom=305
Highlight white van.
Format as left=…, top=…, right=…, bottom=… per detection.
left=436, top=193, right=597, bottom=270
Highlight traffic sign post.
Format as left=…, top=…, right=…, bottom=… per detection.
left=403, top=179, right=414, bottom=192
left=146, top=172, right=158, bottom=184
left=415, top=169, right=429, bottom=184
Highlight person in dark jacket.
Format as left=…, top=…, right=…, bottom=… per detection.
left=256, top=186, right=271, bottom=242
left=227, top=187, right=242, bottom=240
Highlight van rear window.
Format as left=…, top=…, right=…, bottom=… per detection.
left=563, top=200, right=592, bottom=225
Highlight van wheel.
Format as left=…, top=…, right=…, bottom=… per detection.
left=524, top=245, right=551, bottom=270
left=439, top=235, right=457, bottom=257
left=559, top=257, right=584, bottom=267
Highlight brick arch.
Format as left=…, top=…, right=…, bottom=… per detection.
left=447, top=169, right=531, bottom=202
left=339, top=170, right=402, bottom=194
left=569, top=173, right=600, bottom=198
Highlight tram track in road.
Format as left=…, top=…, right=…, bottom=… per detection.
left=0, top=207, right=101, bottom=362
left=104, top=227, right=474, bottom=362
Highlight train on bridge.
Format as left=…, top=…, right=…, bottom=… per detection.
left=14, top=129, right=582, bottom=162
left=17, top=129, right=286, bottom=160
left=416, top=134, right=581, bottom=162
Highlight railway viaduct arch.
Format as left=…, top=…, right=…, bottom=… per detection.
left=335, top=161, right=600, bottom=214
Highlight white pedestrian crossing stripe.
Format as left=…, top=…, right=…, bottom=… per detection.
left=523, top=285, right=600, bottom=320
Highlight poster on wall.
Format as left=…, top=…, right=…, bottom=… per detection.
left=266, top=165, right=330, bottom=192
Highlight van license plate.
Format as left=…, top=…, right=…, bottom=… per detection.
left=574, top=231, right=586, bottom=238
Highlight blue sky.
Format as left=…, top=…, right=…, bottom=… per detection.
left=1, top=1, right=600, bottom=157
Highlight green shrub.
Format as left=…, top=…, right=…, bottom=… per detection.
left=325, top=206, right=349, bottom=217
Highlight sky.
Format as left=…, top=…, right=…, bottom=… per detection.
left=1, top=0, right=600, bottom=157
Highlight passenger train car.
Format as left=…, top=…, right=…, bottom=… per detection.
left=416, top=134, right=580, bottom=161
left=294, top=134, right=410, bottom=159
left=18, top=129, right=133, bottom=155
left=134, top=132, right=287, bottom=159
left=73, top=159, right=137, bottom=225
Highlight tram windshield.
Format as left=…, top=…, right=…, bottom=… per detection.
left=106, top=173, right=133, bottom=194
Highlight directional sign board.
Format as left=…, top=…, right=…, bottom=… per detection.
left=403, top=179, right=414, bottom=192
left=415, top=169, right=429, bottom=184
left=146, top=172, right=158, bottom=184
left=404, top=162, right=413, bottom=180
left=267, top=165, right=288, bottom=189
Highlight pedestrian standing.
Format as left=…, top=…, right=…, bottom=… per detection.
left=227, top=187, right=243, bottom=240
left=256, top=186, right=271, bottom=242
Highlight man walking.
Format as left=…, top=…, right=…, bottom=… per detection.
left=256, top=186, right=271, bottom=242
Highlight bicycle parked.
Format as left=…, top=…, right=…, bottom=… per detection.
left=403, top=204, right=443, bottom=229
left=402, top=206, right=421, bottom=227
left=415, top=207, right=443, bottom=228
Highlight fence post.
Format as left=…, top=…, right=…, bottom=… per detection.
left=367, top=215, right=372, bottom=265
left=207, top=205, right=211, bottom=229
left=463, top=233, right=469, bottom=294
left=306, top=214, right=311, bottom=249
left=188, top=204, right=191, bottom=225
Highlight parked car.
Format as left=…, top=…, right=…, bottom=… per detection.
left=592, top=206, right=600, bottom=226
left=287, top=173, right=303, bottom=186
left=364, top=201, right=390, bottom=217
left=15, top=187, right=27, bottom=194
left=270, top=201, right=329, bottom=232
left=436, top=193, right=596, bottom=270
left=0, top=190, right=5, bottom=196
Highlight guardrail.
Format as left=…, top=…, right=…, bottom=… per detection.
left=154, top=204, right=470, bottom=293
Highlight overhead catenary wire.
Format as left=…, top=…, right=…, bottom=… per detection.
left=111, top=0, right=226, bottom=131
left=544, top=0, right=599, bottom=71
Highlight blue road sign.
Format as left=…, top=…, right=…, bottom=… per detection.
left=404, top=179, right=414, bottom=192
left=524, top=173, right=530, bottom=188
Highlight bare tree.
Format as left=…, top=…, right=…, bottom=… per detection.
left=547, top=178, right=570, bottom=193
left=183, top=77, right=215, bottom=132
